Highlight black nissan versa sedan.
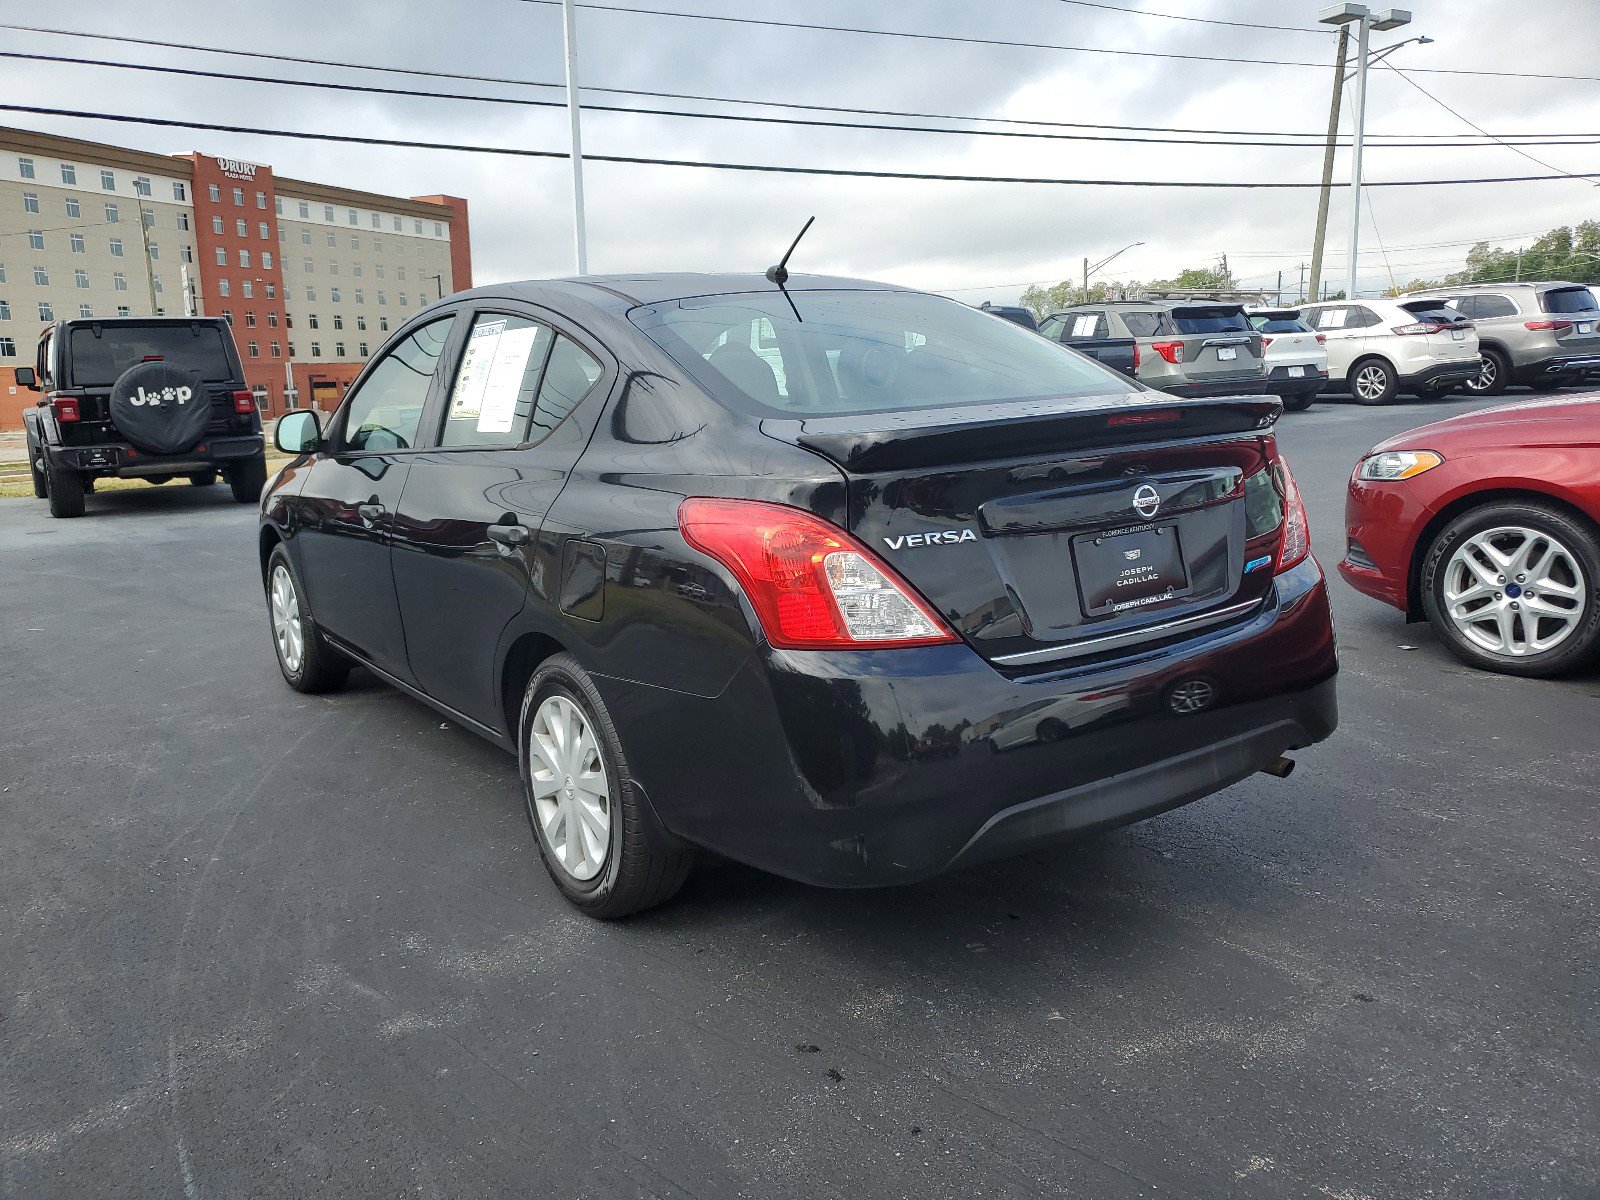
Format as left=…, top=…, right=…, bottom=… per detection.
left=258, top=273, right=1338, bottom=917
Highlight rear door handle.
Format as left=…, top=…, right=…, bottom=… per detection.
left=357, top=502, right=386, bottom=527
left=488, top=522, right=531, bottom=549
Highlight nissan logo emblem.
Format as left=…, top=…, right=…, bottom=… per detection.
left=1133, top=484, right=1161, bottom=519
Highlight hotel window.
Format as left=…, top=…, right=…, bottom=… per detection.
left=143, top=209, right=155, bottom=228
left=306, top=286, right=316, bottom=301
left=177, top=212, right=190, bottom=230
left=0, top=264, right=6, bottom=283
left=308, top=313, right=319, bottom=329
left=434, top=222, right=443, bottom=237
left=65, top=197, right=80, bottom=217
left=265, top=283, right=276, bottom=299
left=232, top=187, right=244, bottom=205
left=27, top=230, right=44, bottom=250
left=61, top=163, right=78, bottom=185
left=297, top=201, right=310, bottom=219
left=256, top=191, right=267, bottom=209
left=278, top=227, right=286, bottom=243
left=374, top=238, right=383, bottom=252
left=180, top=245, right=193, bottom=263
left=335, top=341, right=346, bottom=357
left=371, top=211, right=380, bottom=227
left=262, top=252, right=273, bottom=270
left=117, top=306, right=130, bottom=316
left=173, top=181, right=186, bottom=201
left=350, top=235, right=360, bottom=250
left=212, top=215, right=224, bottom=234
left=392, top=216, right=402, bottom=231
left=330, top=287, right=342, bottom=302
left=271, top=341, right=281, bottom=357
left=288, top=342, right=295, bottom=357
left=239, top=249, right=251, bottom=268
left=209, top=184, right=221, bottom=202
left=379, top=316, right=389, bottom=332
left=221, top=310, right=232, bottom=324
left=236, top=219, right=248, bottom=236
left=152, top=277, right=164, bottom=294
left=267, top=311, right=279, bottom=327
left=114, top=273, right=128, bottom=291
left=245, top=310, right=256, bottom=326
left=75, top=269, right=89, bottom=289
left=101, top=170, right=116, bottom=190
left=353, top=264, right=363, bottom=277
left=247, top=340, right=259, bottom=357
left=259, top=222, right=269, bottom=239
left=332, top=314, right=343, bottom=330
left=17, top=156, right=35, bottom=179
left=274, top=197, right=283, bottom=215
left=218, top=278, right=231, bottom=296
left=214, top=247, right=227, bottom=266
left=399, top=292, right=408, bottom=307
left=329, top=262, right=339, bottom=276
left=0, top=299, right=8, bottom=319
left=299, top=229, right=310, bottom=245
left=354, top=289, right=364, bottom=304
left=79, top=304, right=93, bottom=318
left=0, top=337, right=14, bottom=356
left=356, top=315, right=367, bottom=330
left=414, top=219, right=423, bottom=235
left=323, top=205, right=334, bottom=222
left=23, top=192, right=39, bottom=213
left=375, top=265, right=384, bottom=279
left=242, top=280, right=254, bottom=298
left=303, top=257, right=313, bottom=273
left=325, top=231, right=335, bottom=247
left=398, top=267, right=407, bottom=281
left=33, top=266, right=48, bottom=285
left=347, top=208, right=357, bottom=225
left=38, top=301, right=54, bottom=321
left=310, top=341, right=321, bottom=357
left=104, top=203, right=119, bottom=223
left=377, top=292, right=387, bottom=306
left=69, top=233, right=86, bottom=254
left=148, top=242, right=159, bottom=260
left=359, top=342, right=368, bottom=356
left=135, top=176, right=152, bottom=197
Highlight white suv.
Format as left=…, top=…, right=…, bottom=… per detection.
left=1300, top=298, right=1480, bottom=405
left=1246, top=308, right=1329, bottom=412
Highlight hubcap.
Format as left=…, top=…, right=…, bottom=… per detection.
left=270, top=564, right=304, bottom=673
left=527, top=695, right=611, bottom=882
left=1467, top=355, right=1496, bottom=393
left=1354, top=365, right=1388, bottom=401
left=1443, top=526, right=1587, bottom=658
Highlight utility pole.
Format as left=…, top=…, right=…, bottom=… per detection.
left=1082, top=256, right=1089, bottom=303
left=1344, top=13, right=1371, bottom=302
left=1515, top=248, right=1524, bottom=282
left=136, top=200, right=159, bottom=315
left=1276, top=270, right=1283, bottom=306
left=1308, top=24, right=1350, bottom=306
left=560, top=0, right=589, bottom=275
left=1298, top=262, right=1307, bottom=303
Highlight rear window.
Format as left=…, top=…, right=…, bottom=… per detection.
left=1398, top=301, right=1465, bottom=324
left=1171, top=306, right=1251, bottom=334
left=631, top=290, right=1137, bottom=418
left=1542, top=286, right=1600, bottom=314
left=1250, top=317, right=1309, bottom=334
left=68, top=323, right=235, bottom=388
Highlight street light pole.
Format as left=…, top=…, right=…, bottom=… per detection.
left=1308, top=24, right=1349, bottom=305
left=1084, top=241, right=1144, bottom=300
left=560, top=0, right=589, bottom=275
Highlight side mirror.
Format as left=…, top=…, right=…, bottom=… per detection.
left=14, top=367, right=38, bottom=390
left=275, top=409, right=322, bottom=455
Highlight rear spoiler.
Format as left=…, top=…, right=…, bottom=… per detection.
left=765, top=394, right=1282, bottom=473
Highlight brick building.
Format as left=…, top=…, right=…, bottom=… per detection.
left=1, top=125, right=471, bottom=430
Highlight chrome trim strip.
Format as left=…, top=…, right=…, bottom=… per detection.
left=992, top=596, right=1264, bottom=667
left=1544, top=357, right=1600, bottom=373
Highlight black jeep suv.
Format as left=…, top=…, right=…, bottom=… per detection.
left=19, top=317, right=267, bottom=518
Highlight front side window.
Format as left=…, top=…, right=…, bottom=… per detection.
left=339, top=317, right=453, bottom=452
left=634, top=291, right=1135, bottom=417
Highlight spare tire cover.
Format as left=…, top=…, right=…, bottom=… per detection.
left=108, top=361, right=212, bottom=455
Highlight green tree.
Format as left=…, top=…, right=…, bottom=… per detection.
left=1150, top=264, right=1238, bottom=291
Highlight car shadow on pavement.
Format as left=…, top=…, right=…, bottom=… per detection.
left=31, top=485, right=246, bottom=520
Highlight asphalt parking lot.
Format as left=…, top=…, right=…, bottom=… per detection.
left=3, top=391, right=1597, bottom=1200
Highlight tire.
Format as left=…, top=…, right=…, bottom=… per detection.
left=188, top=471, right=218, bottom=487
left=518, top=653, right=694, bottom=918
left=44, top=457, right=86, bottom=518
left=1419, top=500, right=1600, bottom=678
left=1279, top=392, right=1316, bottom=412
left=1348, top=357, right=1398, bottom=405
left=1464, top=347, right=1510, bottom=396
left=26, top=435, right=48, bottom=499
left=266, top=544, right=349, bottom=693
left=227, top=456, right=268, bottom=504
left=1036, top=717, right=1067, bottom=743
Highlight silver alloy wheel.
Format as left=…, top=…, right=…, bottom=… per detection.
left=1466, top=353, right=1496, bottom=393
left=270, top=563, right=304, bottom=673
left=527, top=694, right=611, bottom=882
left=1442, top=525, right=1587, bottom=658
left=1353, top=363, right=1390, bottom=402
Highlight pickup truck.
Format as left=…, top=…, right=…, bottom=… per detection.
left=1036, top=310, right=1139, bottom=379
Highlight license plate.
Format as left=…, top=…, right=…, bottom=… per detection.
left=1452, top=329, right=1466, bottom=340
left=1074, top=525, right=1189, bottom=616
left=1288, top=365, right=1305, bottom=377
left=1217, top=347, right=1238, bottom=361
left=1578, top=322, right=1594, bottom=335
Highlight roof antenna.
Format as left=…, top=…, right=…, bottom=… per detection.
left=765, top=215, right=814, bottom=322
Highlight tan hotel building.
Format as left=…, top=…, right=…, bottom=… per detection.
left=1, top=125, right=471, bottom=431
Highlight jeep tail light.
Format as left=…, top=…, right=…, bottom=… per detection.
left=1274, top=458, right=1310, bottom=573
left=1152, top=340, right=1184, bottom=365
left=678, top=498, right=956, bottom=650
left=1524, top=320, right=1573, bottom=331
left=52, top=396, right=81, bottom=423
left=232, top=389, right=256, bottom=414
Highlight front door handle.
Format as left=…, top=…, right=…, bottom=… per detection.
left=488, top=522, right=531, bottom=549
left=357, top=502, right=386, bottom=527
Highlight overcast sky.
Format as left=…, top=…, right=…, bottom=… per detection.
left=3, top=0, right=1597, bottom=303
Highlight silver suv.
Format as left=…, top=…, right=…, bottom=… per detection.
left=1299, top=297, right=1480, bottom=405
left=1053, top=301, right=1269, bottom=397
left=1403, top=281, right=1600, bottom=395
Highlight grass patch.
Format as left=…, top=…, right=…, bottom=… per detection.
left=0, top=456, right=293, bottom=500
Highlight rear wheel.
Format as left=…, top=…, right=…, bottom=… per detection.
left=44, top=458, right=86, bottom=518
left=188, top=470, right=218, bottom=487
left=1464, top=347, right=1510, bottom=396
left=26, top=435, right=48, bottom=499
left=1349, top=358, right=1398, bottom=405
left=266, top=545, right=349, bottom=693
left=519, top=654, right=694, bottom=918
left=1420, top=500, right=1600, bottom=678
left=227, top=456, right=268, bottom=504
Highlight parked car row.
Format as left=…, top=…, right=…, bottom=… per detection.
left=997, top=280, right=1600, bottom=411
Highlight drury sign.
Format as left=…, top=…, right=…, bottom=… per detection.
left=216, top=158, right=259, bottom=181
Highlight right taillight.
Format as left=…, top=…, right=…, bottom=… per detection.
left=1260, top=335, right=1276, bottom=348
left=1131, top=342, right=1140, bottom=370
left=678, top=498, right=957, bottom=650
left=1524, top=320, right=1573, bottom=331
left=51, top=396, right=81, bottom=423
left=1152, top=340, right=1184, bottom=364
left=1315, top=333, right=1327, bottom=344
left=1274, top=458, right=1310, bottom=573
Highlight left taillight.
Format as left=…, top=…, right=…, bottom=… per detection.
left=1274, top=458, right=1311, bottom=573
left=677, top=498, right=957, bottom=650
left=232, top=389, right=256, bottom=414
left=51, top=396, right=81, bottom=423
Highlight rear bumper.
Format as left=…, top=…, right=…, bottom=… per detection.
left=1159, top=377, right=1274, bottom=399
left=1266, top=364, right=1328, bottom=395
left=599, top=556, right=1338, bottom=888
left=44, top=435, right=264, bottom=475
left=1400, top=361, right=1481, bottom=389
left=1523, top=354, right=1600, bottom=379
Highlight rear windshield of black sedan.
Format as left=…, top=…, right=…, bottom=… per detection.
left=630, top=290, right=1137, bottom=417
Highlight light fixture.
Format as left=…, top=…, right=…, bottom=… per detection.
left=1371, top=8, right=1413, bottom=31
left=1317, top=3, right=1368, bottom=26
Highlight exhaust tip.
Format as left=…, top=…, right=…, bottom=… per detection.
left=1259, top=756, right=1296, bottom=779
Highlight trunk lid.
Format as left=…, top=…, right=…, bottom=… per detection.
left=1168, top=305, right=1266, bottom=384
left=1543, top=286, right=1600, bottom=355
left=767, top=394, right=1289, bottom=667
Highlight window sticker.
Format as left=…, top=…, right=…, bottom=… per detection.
left=1070, top=314, right=1098, bottom=338
left=449, top=319, right=543, bottom=434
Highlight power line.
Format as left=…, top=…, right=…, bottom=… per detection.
left=10, top=50, right=1600, bottom=153
left=1045, top=0, right=1333, bottom=34
left=500, top=0, right=1600, bottom=81
left=6, top=103, right=1599, bottom=190
left=1, top=24, right=1590, bottom=144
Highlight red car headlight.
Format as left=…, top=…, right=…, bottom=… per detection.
left=1355, top=450, right=1443, bottom=482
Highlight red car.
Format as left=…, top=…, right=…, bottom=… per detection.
left=1341, top=396, right=1600, bottom=677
